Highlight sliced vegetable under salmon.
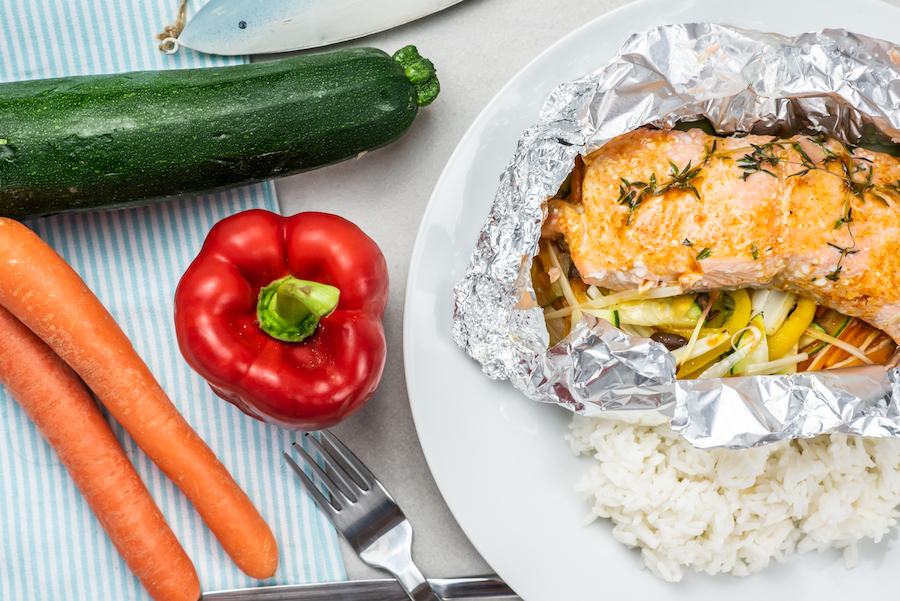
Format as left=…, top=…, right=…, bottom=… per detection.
left=799, top=318, right=894, bottom=371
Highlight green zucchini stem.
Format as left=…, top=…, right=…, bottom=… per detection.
left=393, top=45, right=440, bottom=107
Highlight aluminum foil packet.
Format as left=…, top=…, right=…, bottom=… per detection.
left=451, top=22, right=900, bottom=449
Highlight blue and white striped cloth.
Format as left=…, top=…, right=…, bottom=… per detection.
left=0, top=1, right=346, bottom=599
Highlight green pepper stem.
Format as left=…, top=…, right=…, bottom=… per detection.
left=257, top=276, right=340, bottom=342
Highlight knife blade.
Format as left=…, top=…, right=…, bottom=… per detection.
left=176, top=0, right=465, bottom=56
left=201, top=575, right=519, bottom=600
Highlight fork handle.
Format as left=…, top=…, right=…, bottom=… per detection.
left=361, top=521, right=444, bottom=601
left=395, top=563, right=443, bottom=601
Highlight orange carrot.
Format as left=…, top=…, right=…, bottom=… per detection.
left=0, top=218, right=278, bottom=579
left=821, top=318, right=876, bottom=367
left=0, top=305, right=200, bottom=601
left=800, top=318, right=898, bottom=371
left=864, top=342, right=899, bottom=365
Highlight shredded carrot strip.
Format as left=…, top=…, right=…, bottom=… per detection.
left=802, top=327, right=874, bottom=365
left=828, top=338, right=895, bottom=369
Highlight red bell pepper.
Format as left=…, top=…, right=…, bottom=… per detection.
left=174, top=209, right=389, bottom=430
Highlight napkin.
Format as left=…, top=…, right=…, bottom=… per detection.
left=0, top=1, right=346, bottom=599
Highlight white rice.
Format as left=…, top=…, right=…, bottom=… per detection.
left=567, top=412, right=900, bottom=582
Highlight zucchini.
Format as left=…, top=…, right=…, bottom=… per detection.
left=0, top=46, right=439, bottom=219
left=585, top=308, right=619, bottom=328
left=798, top=322, right=828, bottom=354
left=798, top=315, right=850, bottom=356
left=685, top=300, right=704, bottom=321
left=732, top=315, right=768, bottom=375
left=815, top=309, right=852, bottom=338
left=623, top=323, right=653, bottom=339
left=613, top=297, right=700, bottom=327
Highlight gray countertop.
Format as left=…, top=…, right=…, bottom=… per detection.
left=268, top=0, right=900, bottom=586
left=270, top=0, right=635, bottom=581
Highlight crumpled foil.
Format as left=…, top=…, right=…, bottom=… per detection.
left=451, top=22, right=900, bottom=449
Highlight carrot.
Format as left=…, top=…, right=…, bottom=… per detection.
left=821, top=319, right=876, bottom=367
left=799, top=318, right=897, bottom=371
left=864, top=341, right=899, bottom=365
left=827, top=334, right=897, bottom=369
left=0, top=305, right=200, bottom=601
left=0, top=218, right=278, bottom=579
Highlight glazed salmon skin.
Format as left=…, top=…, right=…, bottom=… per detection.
left=544, top=127, right=900, bottom=342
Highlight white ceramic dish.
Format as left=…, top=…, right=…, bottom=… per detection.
left=403, top=0, right=900, bottom=599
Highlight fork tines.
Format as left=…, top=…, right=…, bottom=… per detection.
left=284, top=430, right=444, bottom=601
left=283, top=430, right=384, bottom=515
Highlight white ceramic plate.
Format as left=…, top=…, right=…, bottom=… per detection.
left=403, top=0, right=900, bottom=599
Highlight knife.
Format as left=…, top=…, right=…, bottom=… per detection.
left=201, top=576, right=519, bottom=600
left=173, top=0, right=465, bottom=56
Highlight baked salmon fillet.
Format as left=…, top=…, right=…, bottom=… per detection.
left=544, top=127, right=900, bottom=343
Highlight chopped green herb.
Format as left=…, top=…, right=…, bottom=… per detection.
left=609, top=133, right=900, bottom=269
left=811, top=132, right=837, bottom=158
left=661, top=160, right=703, bottom=199
left=841, top=160, right=876, bottom=201
left=616, top=154, right=709, bottom=225
left=790, top=142, right=815, bottom=168
left=736, top=139, right=781, bottom=180
left=825, top=241, right=859, bottom=282
left=827, top=242, right=858, bottom=254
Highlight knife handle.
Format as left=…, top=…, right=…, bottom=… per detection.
left=431, top=576, right=519, bottom=599
left=201, top=576, right=519, bottom=601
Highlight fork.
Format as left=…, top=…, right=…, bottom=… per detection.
left=283, top=430, right=443, bottom=601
